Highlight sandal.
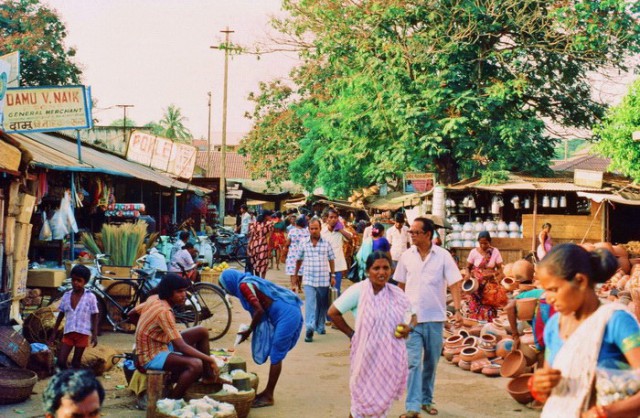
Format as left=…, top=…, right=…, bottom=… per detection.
left=252, top=398, right=274, bottom=408
left=399, top=412, right=421, bottom=418
left=422, top=404, right=438, bottom=415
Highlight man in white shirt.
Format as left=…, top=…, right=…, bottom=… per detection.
left=386, top=212, right=410, bottom=270
left=394, top=217, right=462, bottom=417
left=170, top=231, right=190, bottom=262
left=321, top=208, right=352, bottom=297
left=238, top=204, right=252, bottom=235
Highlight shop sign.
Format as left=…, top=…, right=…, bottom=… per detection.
left=574, top=169, right=603, bottom=189
left=0, top=59, right=9, bottom=128
left=168, top=142, right=197, bottom=179
left=3, top=85, right=92, bottom=133
left=404, top=172, right=435, bottom=193
left=127, top=130, right=197, bottom=179
left=0, top=51, right=20, bottom=87
left=226, top=182, right=243, bottom=199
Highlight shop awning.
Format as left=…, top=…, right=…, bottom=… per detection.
left=366, top=191, right=432, bottom=210
left=577, top=192, right=640, bottom=206
left=11, top=132, right=210, bottom=193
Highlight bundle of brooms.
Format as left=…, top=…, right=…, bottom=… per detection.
left=80, top=222, right=151, bottom=266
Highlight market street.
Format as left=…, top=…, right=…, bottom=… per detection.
left=0, top=265, right=538, bottom=418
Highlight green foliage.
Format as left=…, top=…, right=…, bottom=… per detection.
left=109, top=118, right=137, bottom=128
left=159, top=104, right=192, bottom=143
left=594, top=79, right=640, bottom=181
left=0, top=0, right=82, bottom=86
left=143, top=121, right=164, bottom=136
left=242, top=0, right=640, bottom=198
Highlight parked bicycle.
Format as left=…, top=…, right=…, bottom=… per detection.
left=211, top=226, right=248, bottom=268
left=48, top=254, right=232, bottom=340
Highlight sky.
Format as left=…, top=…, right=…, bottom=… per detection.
left=44, top=0, right=299, bottom=144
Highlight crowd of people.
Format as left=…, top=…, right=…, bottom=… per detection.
left=42, top=203, right=640, bottom=418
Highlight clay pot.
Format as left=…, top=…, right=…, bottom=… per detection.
left=462, top=336, right=478, bottom=347
left=451, top=354, right=461, bottom=365
left=481, top=322, right=508, bottom=341
left=516, top=298, right=538, bottom=321
left=520, top=344, right=539, bottom=366
left=619, top=257, right=631, bottom=275
left=469, top=325, right=483, bottom=337
left=456, top=329, right=470, bottom=339
left=506, top=373, right=535, bottom=404
left=460, top=347, right=486, bottom=363
left=501, top=350, right=528, bottom=378
left=496, top=338, right=514, bottom=358
left=520, top=329, right=535, bottom=346
left=462, top=278, right=479, bottom=293
left=445, top=335, right=464, bottom=349
left=470, top=358, right=491, bottom=373
left=503, top=263, right=514, bottom=277
left=511, top=260, right=534, bottom=282
left=518, top=283, right=537, bottom=292
left=613, top=245, right=628, bottom=258
left=480, top=347, right=497, bottom=359
left=478, top=333, right=498, bottom=349
left=501, top=277, right=517, bottom=292
left=443, top=348, right=458, bottom=362
left=462, top=317, right=481, bottom=328
left=458, top=360, right=471, bottom=371
left=481, top=364, right=502, bottom=377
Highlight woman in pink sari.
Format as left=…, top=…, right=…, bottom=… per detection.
left=328, top=251, right=416, bottom=418
left=466, top=231, right=507, bottom=321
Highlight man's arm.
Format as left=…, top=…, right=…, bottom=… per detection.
left=448, top=280, right=463, bottom=324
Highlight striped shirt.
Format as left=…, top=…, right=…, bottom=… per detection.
left=135, top=298, right=181, bottom=365
left=57, top=290, right=99, bottom=336
left=297, top=238, right=335, bottom=287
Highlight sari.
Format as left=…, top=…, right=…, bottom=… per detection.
left=350, top=280, right=411, bottom=418
left=467, top=247, right=507, bottom=321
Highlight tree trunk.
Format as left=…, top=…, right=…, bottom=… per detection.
left=434, top=154, right=459, bottom=186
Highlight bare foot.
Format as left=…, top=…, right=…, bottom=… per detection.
left=252, top=393, right=274, bottom=408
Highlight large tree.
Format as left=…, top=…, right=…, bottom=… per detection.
left=594, top=79, right=640, bottom=182
left=0, top=0, right=82, bottom=86
left=242, top=0, right=640, bottom=198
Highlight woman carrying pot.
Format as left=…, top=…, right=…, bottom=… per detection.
left=328, top=251, right=416, bottom=418
left=536, top=223, right=553, bottom=261
left=465, top=231, right=507, bottom=322
left=531, top=243, right=640, bottom=418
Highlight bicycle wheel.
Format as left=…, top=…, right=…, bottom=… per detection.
left=191, top=283, right=231, bottom=341
left=173, top=293, right=200, bottom=329
left=104, top=281, right=138, bottom=332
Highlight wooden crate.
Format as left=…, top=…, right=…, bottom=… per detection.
left=200, top=270, right=220, bottom=284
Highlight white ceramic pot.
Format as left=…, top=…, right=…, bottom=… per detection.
left=542, top=195, right=550, bottom=208
left=452, top=224, right=463, bottom=232
left=497, top=221, right=508, bottom=232
left=463, top=222, right=474, bottom=232
left=448, top=232, right=461, bottom=241
left=498, top=231, right=509, bottom=238
left=508, top=221, right=519, bottom=232
left=560, top=195, right=567, bottom=208
left=463, top=240, right=475, bottom=248
left=450, top=240, right=463, bottom=248
left=474, top=222, right=485, bottom=232
left=484, top=222, right=497, bottom=232
left=463, top=232, right=476, bottom=240
left=509, top=232, right=519, bottom=239
left=550, top=196, right=558, bottom=208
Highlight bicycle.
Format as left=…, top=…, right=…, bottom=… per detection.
left=48, top=254, right=232, bottom=340
left=211, top=226, right=248, bottom=268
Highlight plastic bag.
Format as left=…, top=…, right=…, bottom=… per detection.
left=60, top=190, right=78, bottom=234
left=39, top=211, right=52, bottom=241
left=50, top=209, right=69, bottom=240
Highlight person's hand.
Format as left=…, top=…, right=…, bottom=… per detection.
left=334, top=221, right=344, bottom=231
left=237, top=328, right=252, bottom=344
left=532, top=367, right=562, bottom=402
left=394, top=323, right=412, bottom=339
left=453, top=310, right=463, bottom=325
left=512, top=333, right=521, bottom=350
left=330, top=276, right=336, bottom=287
left=91, top=334, right=98, bottom=347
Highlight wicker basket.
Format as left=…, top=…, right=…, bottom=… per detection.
left=155, top=405, right=238, bottom=418
left=248, top=372, right=259, bottom=393
left=0, top=368, right=38, bottom=405
left=184, top=381, right=223, bottom=401
left=200, top=270, right=221, bottom=284
left=211, top=389, right=255, bottom=418
left=22, top=305, right=63, bottom=344
left=0, top=326, right=31, bottom=368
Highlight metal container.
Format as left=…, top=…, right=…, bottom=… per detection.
left=329, top=287, right=338, bottom=305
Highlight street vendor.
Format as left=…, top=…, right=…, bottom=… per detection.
left=132, top=273, right=221, bottom=399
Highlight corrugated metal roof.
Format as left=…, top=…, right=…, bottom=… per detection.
left=552, top=154, right=611, bottom=173
left=12, top=132, right=210, bottom=193
left=367, top=191, right=432, bottom=210
left=447, top=172, right=609, bottom=193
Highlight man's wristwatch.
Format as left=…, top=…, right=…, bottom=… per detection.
left=330, top=273, right=336, bottom=277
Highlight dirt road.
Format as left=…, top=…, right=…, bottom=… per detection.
left=0, top=266, right=539, bottom=418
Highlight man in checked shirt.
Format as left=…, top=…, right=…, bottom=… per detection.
left=294, top=218, right=336, bottom=343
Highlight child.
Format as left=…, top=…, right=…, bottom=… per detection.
left=49, top=265, right=99, bottom=370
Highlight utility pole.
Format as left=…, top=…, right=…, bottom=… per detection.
left=116, top=104, right=134, bottom=142
left=207, top=92, right=212, bottom=175
left=211, top=27, right=234, bottom=223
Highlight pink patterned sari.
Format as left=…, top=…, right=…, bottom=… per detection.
left=350, top=280, right=411, bottom=418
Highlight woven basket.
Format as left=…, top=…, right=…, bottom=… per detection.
left=155, top=406, right=238, bottom=418
left=200, top=270, right=221, bottom=284
left=184, top=381, right=223, bottom=401
left=22, top=304, right=63, bottom=344
left=0, top=326, right=31, bottom=368
left=248, top=372, right=259, bottom=393
left=0, top=368, right=38, bottom=405
left=211, top=389, right=255, bottom=418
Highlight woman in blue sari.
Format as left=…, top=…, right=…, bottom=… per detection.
left=219, top=270, right=303, bottom=408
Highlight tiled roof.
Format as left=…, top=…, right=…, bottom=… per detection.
left=196, top=151, right=254, bottom=179
left=551, top=154, right=611, bottom=173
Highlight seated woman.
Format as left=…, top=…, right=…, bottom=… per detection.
left=219, top=269, right=303, bottom=408
left=532, top=244, right=640, bottom=417
left=133, top=273, right=220, bottom=399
